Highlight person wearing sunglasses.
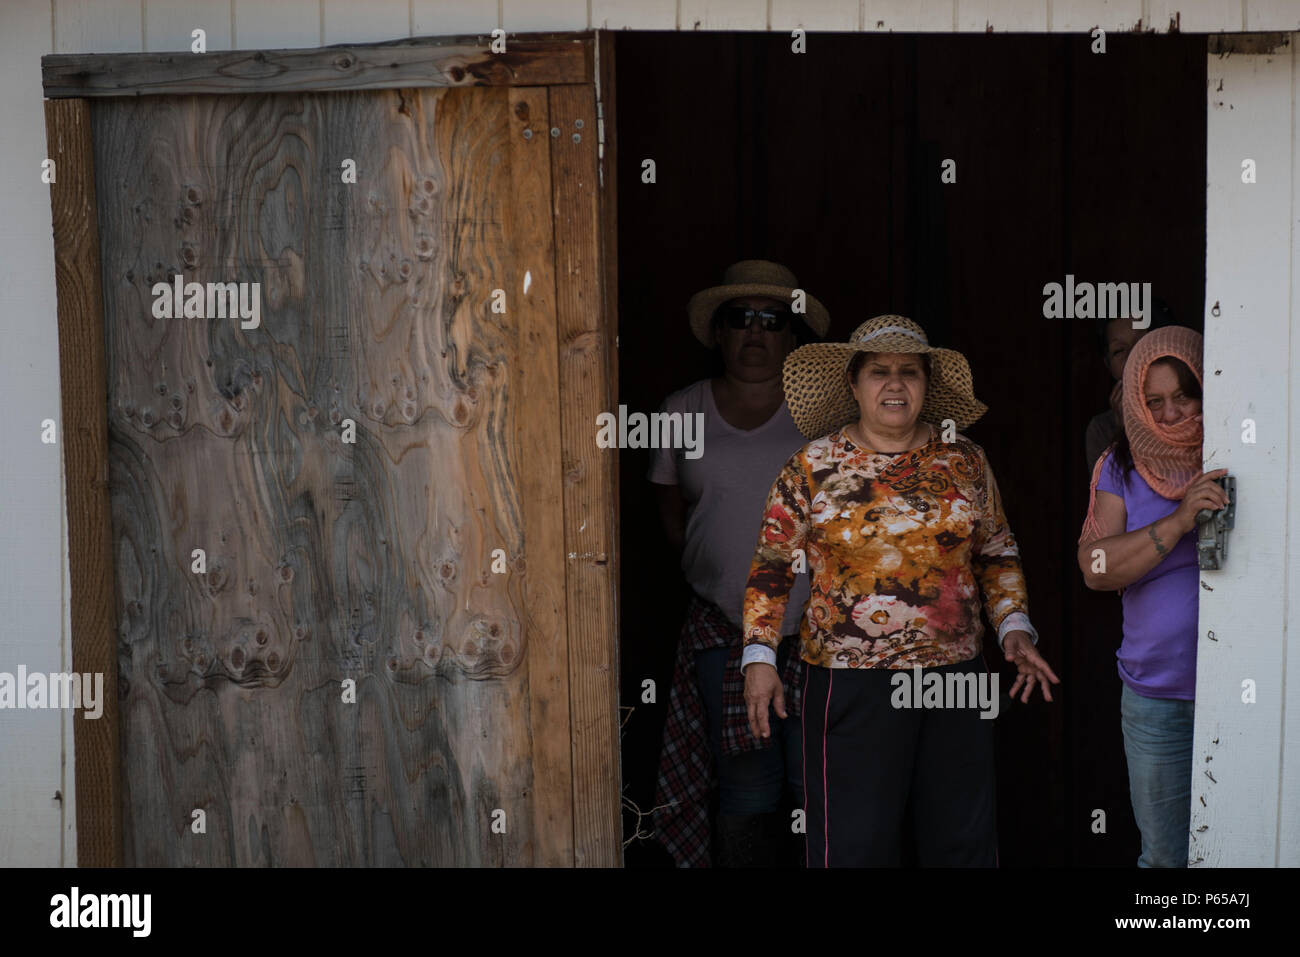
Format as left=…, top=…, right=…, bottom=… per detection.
left=648, top=260, right=829, bottom=867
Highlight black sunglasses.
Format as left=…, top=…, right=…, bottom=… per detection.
left=715, top=305, right=793, bottom=332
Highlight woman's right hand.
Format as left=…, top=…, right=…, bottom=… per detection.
left=744, top=662, right=786, bottom=740
left=1171, top=468, right=1231, bottom=534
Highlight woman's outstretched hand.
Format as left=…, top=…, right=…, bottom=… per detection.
left=1004, top=631, right=1060, bottom=704
left=744, top=662, right=786, bottom=739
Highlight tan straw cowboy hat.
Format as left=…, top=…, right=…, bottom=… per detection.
left=783, top=315, right=988, bottom=439
left=687, top=259, right=831, bottom=346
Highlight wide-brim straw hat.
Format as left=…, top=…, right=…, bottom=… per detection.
left=783, top=315, right=988, bottom=439
left=687, top=259, right=830, bottom=346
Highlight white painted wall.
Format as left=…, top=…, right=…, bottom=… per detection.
left=1195, top=33, right=1299, bottom=866
left=1, top=0, right=1296, bottom=866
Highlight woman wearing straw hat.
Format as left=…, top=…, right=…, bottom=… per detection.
left=741, top=315, right=1060, bottom=867
left=649, top=260, right=829, bottom=868
left=1077, top=326, right=1228, bottom=867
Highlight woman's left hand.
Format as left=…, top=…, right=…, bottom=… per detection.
left=1003, top=631, right=1060, bottom=703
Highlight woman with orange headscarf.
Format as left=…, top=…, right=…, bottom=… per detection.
left=1077, top=325, right=1229, bottom=868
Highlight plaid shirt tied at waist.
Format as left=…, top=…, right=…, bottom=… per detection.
left=652, top=592, right=804, bottom=868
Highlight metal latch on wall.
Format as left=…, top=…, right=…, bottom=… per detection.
left=1195, top=475, right=1236, bottom=570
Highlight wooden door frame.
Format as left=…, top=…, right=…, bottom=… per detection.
left=42, top=29, right=622, bottom=867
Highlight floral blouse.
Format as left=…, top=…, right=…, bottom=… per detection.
left=742, top=427, right=1033, bottom=670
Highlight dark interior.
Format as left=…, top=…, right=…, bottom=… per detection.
left=614, top=30, right=1207, bottom=867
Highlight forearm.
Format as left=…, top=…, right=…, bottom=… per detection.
left=1080, top=513, right=1189, bottom=590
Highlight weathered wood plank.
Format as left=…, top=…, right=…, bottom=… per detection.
left=43, top=32, right=593, bottom=98
left=503, top=85, right=575, bottom=865
left=598, top=31, right=619, bottom=407
left=548, top=83, right=622, bottom=866
left=91, top=84, right=569, bottom=865
left=43, top=97, right=124, bottom=868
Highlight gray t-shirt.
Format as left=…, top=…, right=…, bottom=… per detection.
left=647, top=379, right=810, bottom=635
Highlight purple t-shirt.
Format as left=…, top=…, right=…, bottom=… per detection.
left=1096, top=450, right=1198, bottom=700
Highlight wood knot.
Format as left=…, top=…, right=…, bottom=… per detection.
left=185, top=186, right=202, bottom=205
left=449, top=65, right=466, bottom=82
left=231, top=647, right=245, bottom=669
left=334, top=53, right=355, bottom=70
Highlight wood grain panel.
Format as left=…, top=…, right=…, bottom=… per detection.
left=548, top=83, right=622, bottom=866
left=90, top=83, right=573, bottom=865
left=44, top=97, right=124, bottom=869
left=503, top=84, right=574, bottom=865
left=43, top=33, right=593, bottom=98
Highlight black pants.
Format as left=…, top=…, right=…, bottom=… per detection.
left=802, top=658, right=997, bottom=867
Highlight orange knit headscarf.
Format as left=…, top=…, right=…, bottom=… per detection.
left=1079, top=326, right=1204, bottom=545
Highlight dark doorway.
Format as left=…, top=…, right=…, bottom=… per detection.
left=614, top=30, right=1206, bottom=867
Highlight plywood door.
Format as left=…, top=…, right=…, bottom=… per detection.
left=90, top=85, right=586, bottom=866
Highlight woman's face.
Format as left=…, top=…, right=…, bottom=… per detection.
left=1105, top=319, right=1147, bottom=381
left=850, top=352, right=927, bottom=433
left=1144, top=362, right=1201, bottom=425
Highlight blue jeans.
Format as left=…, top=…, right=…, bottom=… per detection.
left=694, top=642, right=803, bottom=815
left=1120, top=682, right=1194, bottom=867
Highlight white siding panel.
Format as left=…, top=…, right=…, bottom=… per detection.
left=144, top=0, right=233, bottom=52
left=591, top=0, right=677, bottom=30
left=1282, top=35, right=1300, bottom=868
left=1248, top=0, right=1300, bottom=30
left=413, top=0, right=500, bottom=35
left=1193, top=40, right=1293, bottom=866
left=771, top=0, right=860, bottom=31
left=0, top=0, right=70, bottom=868
left=1051, top=0, right=1143, bottom=31
left=54, top=0, right=143, bottom=53
left=956, top=0, right=1048, bottom=31
left=233, top=0, right=321, bottom=48
left=1148, top=0, right=1244, bottom=32
left=321, top=0, right=409, bottom=44
left=503, top=0, right=588, bottom=32
left=863, top=0, right=956, bottom=31
left=679, top=0, right=768, bottom=31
